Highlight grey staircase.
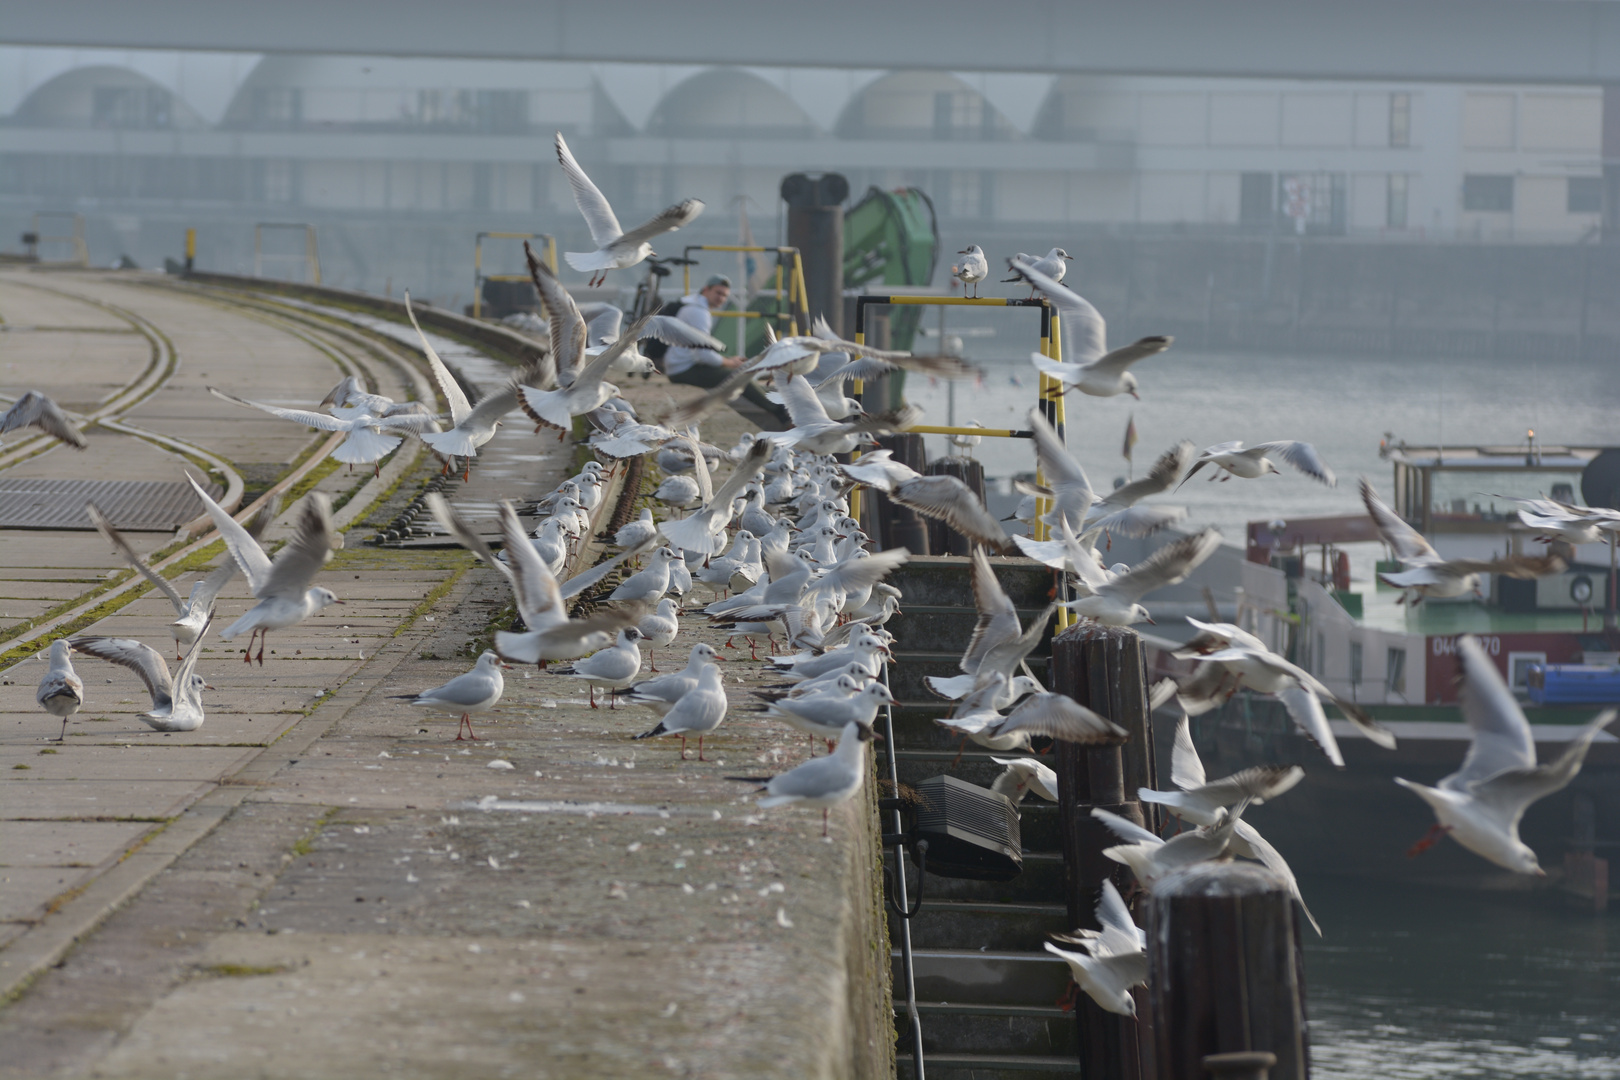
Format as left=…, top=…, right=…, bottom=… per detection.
left=885, top=556, right=1081, bottom=1080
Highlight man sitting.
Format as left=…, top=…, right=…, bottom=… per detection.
left=663, top=274, right=789, bottom=425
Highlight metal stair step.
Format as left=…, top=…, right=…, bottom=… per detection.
left=893, top=898, right=1070, bottom=950
left=890, top=851, right=1066, bottom=903
left=897, top=1053, right=1081, bottom=1077
left=898, top=949, right=1072, bottom=1007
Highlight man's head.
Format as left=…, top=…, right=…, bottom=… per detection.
left=700, top=274, right=732, bottom=309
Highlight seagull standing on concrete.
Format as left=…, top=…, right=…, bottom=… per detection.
left=555, top=131, right=704, bottom=286
left=393, top=650, right=508, bottom=741
left=633, top=663, right=728, bottom=760
left=1007, top=257, right=1170, bottom=399
left=1, top=391, right=88, bottom=449
left=70, top=620, right=214, bottom=733
left=624, top=643, right=725, bottom=716
left=730, top=720, right=877, bottom=836
left=186, top=478, right=342, bottom=665
left=953, top=245, right=989, bottom=298
left=36, top=640, right=84, bottom=742
left=554, top=628, right=645, bottom=708
left=1397, top=634, right=1616, bottom=874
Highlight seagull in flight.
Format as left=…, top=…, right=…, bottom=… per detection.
left=1007, top=257, right=1171, bottom=399
left=1397, top=634, right=1615, bottom=874
left=71, top=618, right=215, bottom=732
left=556, top=131, right=704, bottom=286
left=404, top=292, right=524, bottom=478
left=1, top=390, right=88, bottom=449
left=1179, top=440, right=1335, bottom=489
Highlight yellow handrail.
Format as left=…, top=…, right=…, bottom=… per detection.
left=472, top=232, right=555, bottom=319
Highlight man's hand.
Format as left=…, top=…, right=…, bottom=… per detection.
left=722, top=355, right=746, bottom=370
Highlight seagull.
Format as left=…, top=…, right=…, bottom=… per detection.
left=923, top=548, right=1026, bottom=701
left=624, top=643, right=725, bottom=716
left=1138, top=708, right=1321, bottom=934
left=637, top=597, right=681, bottom=670
left=393, top=651, right=507, bottom=741
left=0, top=390, right=88, bottom=449
left=655, top=475, right=702, bottom=508
left=186, top=477, right=341, bottom=665
left=1060, top=529, right=1222, bottom=627
left=1397, top=634, right=1616, bottom=874
left=614, top=508, right=658, bottom=551
left=319, top=375, right=434, bottom=420
left=553, top=627, right=645, bottom=708
left=839, top=450, right=1011, bottom=552
left=758, top=677, right=895, bottom=747
left=1002, top=247, right=1071, bottom=296
left=36, top=639, right=84, bottom=742
left=729, top=720, right=877, bottom=836
left=1092, top=802, right=1246, bottom=891
left=585, top=305, right=728, bottom=380
left=953, top=245, right=989, bottom=298
left=404, top=292, right=523, bottom=479
left=1361, top=478, right=1565, bottom=601
left=1044, top=879, right=1146, bottom=1017
left=609, top=547, right=680, bottom=604
left=518, top=312, right=651, bottom=432
left=427, top=495, right=643, bottom=666
left=1007, top=257, right=1170, bottom=399
left=207, top=387, right=432, bottom=476
left=70, top=619, right=214, bottom=732
left=632, top=663, right=728, bottom=760
left=555, top=131, right=704, bottom=286
left=991, top=756, right=1059, bottom=803
left=1173, top=617, right=1397, bottom=767
left=936, top=682, right=1127, bottom=750
left=658, top=437, right=774, bottom=557
left=773, top=375, right=922, bottom=457
left=1179, top=441, right=1335, bottom=489
left=87, top=502, right=241, bottom=660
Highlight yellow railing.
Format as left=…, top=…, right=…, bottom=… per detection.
left=472, top=232, right=556, bottom=320
left=253, top=222, right=320, bottom=285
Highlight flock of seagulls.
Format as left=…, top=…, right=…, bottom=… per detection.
left=12, top=129, right=1614, bottom=1034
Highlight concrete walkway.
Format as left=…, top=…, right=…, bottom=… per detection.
left=0, top=271, right=890, bottom=1080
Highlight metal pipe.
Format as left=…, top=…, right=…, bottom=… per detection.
left=880, top=665, right=925, bottom=1079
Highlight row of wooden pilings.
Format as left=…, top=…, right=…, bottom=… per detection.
left=1051, top=622, right=1309, bottom=1080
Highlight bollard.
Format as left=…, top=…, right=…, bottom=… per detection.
left=1050, top=622, right=1157, bottom=1080
left=781, top=172, right=848, bottom=334
left=1149, top=862, right=1308, bottom=1080
left=1204, top=1051, right=1278, bottom=1080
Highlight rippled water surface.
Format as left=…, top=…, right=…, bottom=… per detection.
left=1300, top=875, right=1620, bottom=1078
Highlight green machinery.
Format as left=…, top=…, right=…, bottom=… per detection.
left=723, top=186, right=938, bottom=357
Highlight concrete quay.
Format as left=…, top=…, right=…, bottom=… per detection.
left=0, top=270, right=891, bottom=1079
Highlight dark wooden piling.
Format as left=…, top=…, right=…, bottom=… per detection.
left=1148, top=862, right=1308, bottom=1080
left=923, top=457, right=986, bottom=555
left=1050, top=622, right=1158, bottom=1080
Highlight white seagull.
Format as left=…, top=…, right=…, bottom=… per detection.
left=1044, top=879, right=1147, bottom=1017
left=991, top=756, right=1059, bottom=804
left=1397, top=634, right=1615, bottom=874
left=953, top=245, right=989, bottom=298
left=554, top=628, right=645, bottom=708
left=730, top=720, right=877, bottom=836
left=36, top=639, right=85, bottom=742
left=840, top=450, right=1011, bottom=552
left=186, top=477, right=341, bottom=665
left=1092, top=803, right=1246, bottom=891
left=1179, top=440, right=1336, bottom=489
left=555, top=131, right=704, bottom=286
left=1007, top=257, right=1170, bottom=399
left=1, top=390, right=88, bottom=449
left=624, top=643, right=725, bottom=716
left=404, top=292, right=522, bottom=478
left=1002, top=247, right=1071, bottom=296
left=393, top=651, right=508, bottom=741
left=1060, top=530, right=1222, bottom=627
left=87, top=502, right=241, bottom=660
left=70, top=620, right=214, bottom=732
left=632, top=663, right=728, bottom=760
left=207, top=387, right=433, bottom=476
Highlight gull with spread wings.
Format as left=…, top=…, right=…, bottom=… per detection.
left=556, top=131, right=704, bottom=286
left=71, top=617, right=215, bottom=732
left=208, top=386, right=435, bottom=476
left=1006, top=257, right=1171, bottom=399
left=1, top=391, right=89, bottom=449
left=404, top=293, right=524, bottom=479
left=1178, top=440, right=1336, bottom=489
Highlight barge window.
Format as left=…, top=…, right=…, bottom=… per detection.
left=1385, top=648, right=1406, bottom=695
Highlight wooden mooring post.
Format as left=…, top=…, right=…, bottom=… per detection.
left=1149, top=862, right=1308, bottom=1080
left=1050, top=622, right=1159, bottom=1080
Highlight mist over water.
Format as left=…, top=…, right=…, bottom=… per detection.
left=907, top=347, right=1620, bottom=579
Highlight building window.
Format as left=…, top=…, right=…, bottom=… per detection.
left=251, top=88, right=301, bottom=127
left=934, top=90, right=986, bottom=139
left=1569, top=176, right=1603, bottom=214
left=92, top=86, right=172, bottom=130
left=1387, top=174, right=1409, bottom=229
left=1240, top=172, right=1273, bottom=227
left=1385, top=648, right=1406, bottom=695
left=1389, top=93, right=1411, bottom=147
left=1463, top=174, right=1514, bottom=212
left=1350, top=641, right=1364, bottom=685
